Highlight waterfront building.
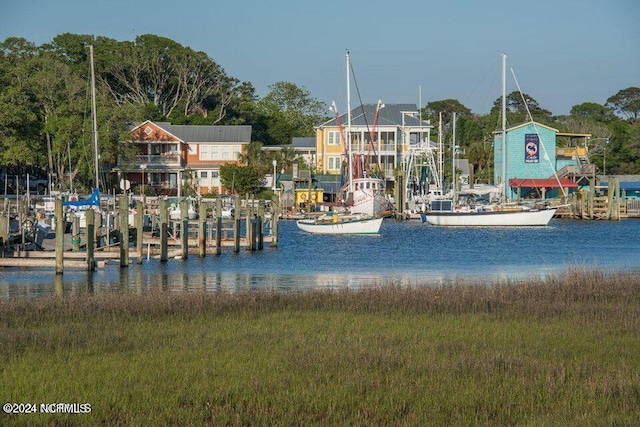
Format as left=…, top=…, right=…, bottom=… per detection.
left=118, top=121, right=250, bottom=196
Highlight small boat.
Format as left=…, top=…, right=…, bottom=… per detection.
left=296, top=212, right=382, bottom=234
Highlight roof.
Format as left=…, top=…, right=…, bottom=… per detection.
left=292, top=137, right=316, bottom=148
left=317, top=103, right=432, bottom=129
left=133, top=121, right=251, bottom=143
left=493, top=120, right=559, bottom=135
left=509, top=178, right=578, bottom=188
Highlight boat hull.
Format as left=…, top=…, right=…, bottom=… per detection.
left=425, top=208, right=557, bottom=226
left=296, top=217, right=383, bottom=234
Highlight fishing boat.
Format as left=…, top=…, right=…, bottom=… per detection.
left=424, top=54, right=558, bottom=227
left=296, top=212, right=382, bottom=234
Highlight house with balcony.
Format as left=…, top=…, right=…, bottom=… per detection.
left=118, top=121, right=250, bottom=196
left=314, top=103, right=433, bottom=191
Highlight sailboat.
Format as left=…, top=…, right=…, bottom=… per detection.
left=63, top=45, right=102, bottom=228
left=424, top=54, right=558, bottom=227
left=297, top=52, right=383, bottom=235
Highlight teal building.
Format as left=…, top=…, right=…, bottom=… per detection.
left=494, top=121, right=586, bottom=200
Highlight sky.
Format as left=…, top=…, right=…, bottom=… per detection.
left=1, top=0, right=638, bottom=116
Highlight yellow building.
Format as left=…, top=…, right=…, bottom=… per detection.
left=315, top=103, right=433, bottom=190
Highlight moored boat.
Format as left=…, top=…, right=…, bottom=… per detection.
left=296, top=212, right=382, bottom=234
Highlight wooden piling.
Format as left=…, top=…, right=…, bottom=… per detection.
left=86, top=208, right=95, bottom=271
left=72, top=214, right=80, bottom=251
left=119, top=195, right=129, bottom=267
left=233, top=196, right=240, bottom=253
left=215, top=198, right=222, bottom=255
left=95, top=211, right=102, bottom=248
left=136, top=200, right=144, bottom=264
left=55, top=198, right=64, bottom=274
left=198, top=201, right=207, bottom=257
left=159, top=198, right=168, bottom=262
left=271, top=195, right=278, bottom=248
left=257, top=200, right=264, bottom=250
left=180, top=199, right=188, bottom=259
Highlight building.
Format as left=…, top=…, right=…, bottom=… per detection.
left=119, top=121, right=250, bottom=196
left=315, top=103, right=433, bottom=190
left=494, top=121, right=590, bottom=200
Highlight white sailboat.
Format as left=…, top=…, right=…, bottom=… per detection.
left=424, top=54, right=558, bottom=227
left=297, top=51, right=383, bottom=235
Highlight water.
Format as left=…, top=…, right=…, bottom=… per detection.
left=1, top=219, right=639, bottom=299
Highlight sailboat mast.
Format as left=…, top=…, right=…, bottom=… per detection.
left=346, top=51, right=353, bottom=193
left=90, top=45, right=99, bottom=191
left=501, top=53, right=507, bottom=202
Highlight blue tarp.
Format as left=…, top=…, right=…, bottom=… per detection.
left=62, top=189, right=100, bottom=207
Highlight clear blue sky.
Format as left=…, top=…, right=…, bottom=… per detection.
left=1, top=0, right=638, bottom=116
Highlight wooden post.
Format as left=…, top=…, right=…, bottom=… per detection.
left=95, top=211, right=102, bottom=248
left=86, top=208, right=95, bottom=271
left=246, top=197, right=254, bottom=252
left=215, top=198, right=222, bottom=255
left=588, top=178, right=595, bottom=219
left=159, top=198, right=168, bottom=262
left=72, top=214, right=80, bottom=251
left=233, top=196, right=241, bottom=253
left=271, top=195, right=278, bottom=248
left=55, top=198, right=64, bottom=274
left=119, top=195, right=129, bottom=267
left=257, top=200, right=264, bottom=250
left=136, top=200, right=144, bottom=264
left=198, top=201, right=207, bottom=257
left=180, top=199, right=188, bottom=259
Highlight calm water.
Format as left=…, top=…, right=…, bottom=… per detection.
left=1, top=219, right=639, bottom=299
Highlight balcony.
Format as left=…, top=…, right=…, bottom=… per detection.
left=132, top=153, right=183, bottom=169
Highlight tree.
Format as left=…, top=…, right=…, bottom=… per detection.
left=422, top=99, right=472, bottom=120
left=257, top=82, right=326, bottom=145
left=569, top=102, right=616, bottom=123
left=219, top=163, right=264, bottom=196
left=606, top=87, right=640, bottom=123
left=491, top=91, right=553, bottom=123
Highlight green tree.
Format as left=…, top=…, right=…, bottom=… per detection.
left=422, top=99, right=472, bottom=122
left=491, top=91, right=553, bottom=124
left=606, top=87, right=640, bottom=123
left=569, top=102, right=616, bottom=123
left=219, top=163, right=264, bottom=196
left=257, top=82, right=326, bottom=145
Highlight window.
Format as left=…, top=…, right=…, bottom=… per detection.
left=233, top=145, right=241, bottom=159
left=188, top=144, right=196, bottom=154
left=200, top=171, right=208, bottom=178
left=212, top=146, right=220, bottom=160
left=327, top=156, right=341, bottom=171
left=200, top=145, right=211, bottom=160
left=328, top=131, right=341, bottom=145
left=222, top=146, right=230, bottom=160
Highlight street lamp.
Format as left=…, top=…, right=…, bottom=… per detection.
left=272, top=159, right=277, bottom=191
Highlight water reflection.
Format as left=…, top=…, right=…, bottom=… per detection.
left=1, top=219, right=639, bottom=299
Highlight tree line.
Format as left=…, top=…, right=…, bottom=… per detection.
left=1, top=33, right=638, bottom=195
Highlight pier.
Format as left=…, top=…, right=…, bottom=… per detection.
left=0, top=195, right=279, bottom=272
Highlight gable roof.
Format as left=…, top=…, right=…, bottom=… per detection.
left=493, top=120, right=559, bottom=135
left=318, top=103, right=432, bottom=129
left=132, top=121, right=251, bottom=143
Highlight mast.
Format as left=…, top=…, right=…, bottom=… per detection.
left=346, top=51, right=353, bottom=193
left=90, top=45, right=99, bottom=191
left=452, top=112, right=457, bottom=203
left=501, top=53, right=507, bottom=202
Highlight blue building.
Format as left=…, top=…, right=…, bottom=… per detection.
left=494, top=121, right=587, bottom=200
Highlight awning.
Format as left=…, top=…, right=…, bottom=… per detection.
left=509, top=178, right=578, bottom=188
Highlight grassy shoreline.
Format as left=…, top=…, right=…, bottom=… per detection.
left=1, top=268, right=639, bottom=425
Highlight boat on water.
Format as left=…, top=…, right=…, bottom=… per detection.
left=424, top=54, right=560, bottom=227
left=424, top=199, right=556, bottom=226
left=296, top=212, right=382, bottom=234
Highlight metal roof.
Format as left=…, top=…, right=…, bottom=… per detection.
left=154, top=123, right=252, bottom=143
left=318, top=103, right=432, bottom=129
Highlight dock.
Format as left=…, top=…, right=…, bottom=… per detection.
left=0, top=195, right=279, bottom=272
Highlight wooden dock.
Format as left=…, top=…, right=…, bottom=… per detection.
left=0, top=195, right=279, bottom=272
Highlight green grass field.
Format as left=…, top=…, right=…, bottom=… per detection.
left=1, top=268, right=639, bottom=426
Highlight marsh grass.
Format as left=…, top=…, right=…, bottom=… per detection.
left=1, top=268, right=639, bottom=425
